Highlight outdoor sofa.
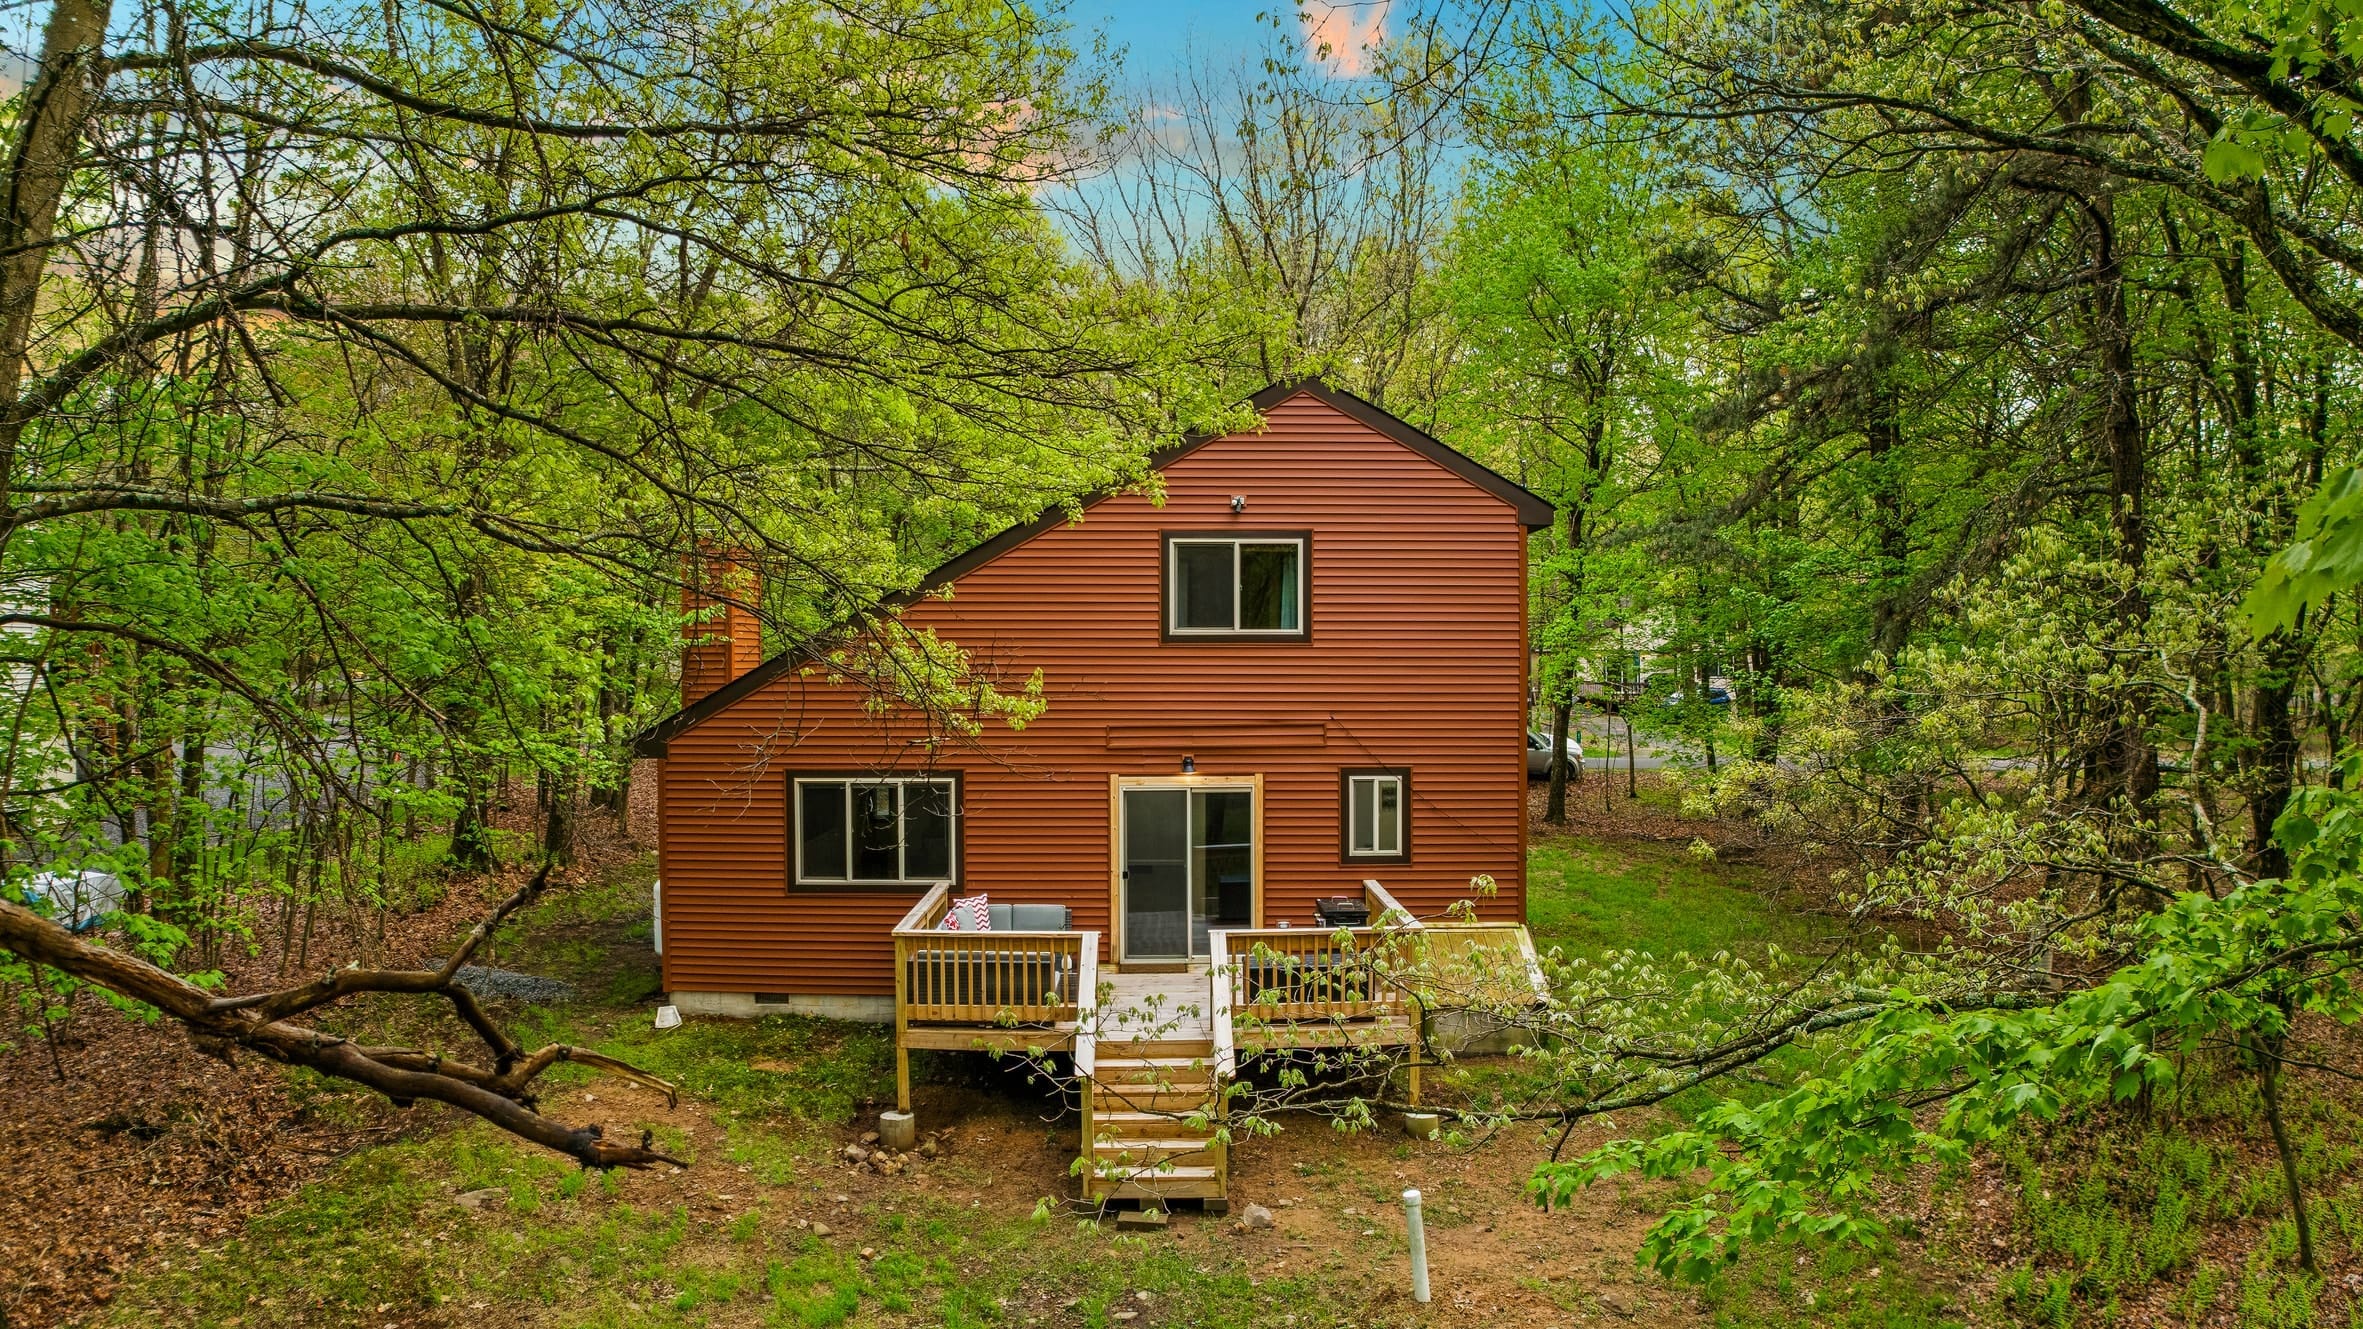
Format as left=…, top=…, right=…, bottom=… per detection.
left=903, top=902, right=1077, bottom=1015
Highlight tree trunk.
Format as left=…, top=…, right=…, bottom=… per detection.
left=2083, top=191, right=2160, bottom=857
left=448, top=782, right=499, bottom=874
left=1625, top=710, right=1637, bottom=800
left=154, top=721, right=210, bottom=926
left=1545, top=697, right=1574, bottom=824
left=0, top=0, right=115, bottom=499
left=2251, top=627, right=2305, bottom=878
left=1747, top=641, right=1783, bottom=760
left=1860, top=379, right=1913, bottom=677
left=542, top=774, right=577, bottom=866
left=2258, top=1035, right=2318, bottom=1274
left=2198, top=227, right=2306, bottom=879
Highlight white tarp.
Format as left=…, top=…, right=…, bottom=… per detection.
left=20, top=869, right=125, bottom=931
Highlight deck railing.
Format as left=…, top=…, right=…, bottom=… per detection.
left=1412, top=920, right=1550, bottom=1004
left=1208, top=929, right=1236, bottom=1080
left=1073, top=942, right=1100, bottom=1076
left=1074, top=938, right=1099, bottom=1151
left=1363, top=878, right=1415, bottom=928
left=1209, top=878, right=1425, bottom=1026
left=890, top=882, right=1088, bottom=1026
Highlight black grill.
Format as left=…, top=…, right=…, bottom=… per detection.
left=1313, top=896, right=1371, bottom=928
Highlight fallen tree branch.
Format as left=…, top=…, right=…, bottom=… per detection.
left=0, top=864, right=685, bottom=1169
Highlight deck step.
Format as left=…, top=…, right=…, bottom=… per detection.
left=1080, top=1020, right=1224, bottom=1205
left=1086, top=1064, right=1209, bottom=1087
left=1085, top=1165, right=1226, bottom=1201
left=1092, top=1089, right=1217, bottom=1114
left=1095, top=1037, right=1215, bottom=1058
left=1090, top=1061, right=1213, bottom=1077
left=1089, top=1065, right=1215, bottom=1087
left=1092, top=1053, right=1214, bottom=1072
left=1091, top=1064, right=1213, bottom=1083
left=1092, top=1138, right=1220, bottom=1166
left=1092, top=1109, right=1218, bottom=1136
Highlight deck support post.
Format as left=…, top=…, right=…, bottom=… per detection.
left=888, top=883, right=947, bottom=1116
left=894, top=950, right=912, bottom=1112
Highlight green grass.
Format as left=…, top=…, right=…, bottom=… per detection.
left=594, top=1013, right=895, bottom=1124
left=1431, top=834, right=1834, bottom=1118
left=100, top=1123, right=1348, bottom=1329
left=498, top=854, right=665, bottom=1006
left=1705, top=1238, right=1968, bottom=1329
left=1524, top=837, right=1824, bottom=965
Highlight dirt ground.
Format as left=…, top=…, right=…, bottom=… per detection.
left=438, top=1070, right=1716, bottom=1329
left=0, top=796, right=650, bottom=1329
left=943, top=1085, right=1715, bottom=1326
left=0, top=891, right=491, bottom=1327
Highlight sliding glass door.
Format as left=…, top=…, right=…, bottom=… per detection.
left=1121, top=784, right=1254, bottom=962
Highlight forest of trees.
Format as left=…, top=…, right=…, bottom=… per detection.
left=9, top=0, right=2363, bottom=1294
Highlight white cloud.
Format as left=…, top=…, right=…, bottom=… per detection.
left=1300, top=1, right=1389, bottom=78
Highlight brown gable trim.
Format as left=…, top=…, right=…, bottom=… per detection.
left=630, top=378, right=1552, bottom=755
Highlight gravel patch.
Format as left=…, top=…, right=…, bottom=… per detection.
left=451, top=965, right=577, bottom=1004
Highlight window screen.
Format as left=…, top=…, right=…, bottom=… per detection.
left=905, top=783, right=954, bottom=879
left=1175, top=542, right=1235, bottom=630
left=799, top=781, right=848, bottom=880
left=793, top=777, right=957, bottom=884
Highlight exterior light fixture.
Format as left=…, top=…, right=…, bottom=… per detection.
left=1181, top=755, right=1196, bottom=773
left=1230, top=495, right=1246, bottom=513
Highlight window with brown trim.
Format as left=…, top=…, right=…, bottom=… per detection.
left=1340, top=768, right=1410, bottom=864
left=1163, top=533, right=1310, bottom=640
left=792, top=775, right=958, bottom=887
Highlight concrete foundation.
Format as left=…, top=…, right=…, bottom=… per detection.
left=669, top=991, right=895, bottom=1022
left=1423, top=1007, right=1541, bottom=1057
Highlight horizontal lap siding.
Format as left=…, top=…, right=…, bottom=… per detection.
left=660, top=394, right=1528, bottom=995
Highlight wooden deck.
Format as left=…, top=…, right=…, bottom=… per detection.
left=890, top=880, right=1434, bottom=1208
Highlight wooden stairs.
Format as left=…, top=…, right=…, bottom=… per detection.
left=1081, top=1036, right=1229, bottom=1209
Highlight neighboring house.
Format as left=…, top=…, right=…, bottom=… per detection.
left=635, top=379, right=1549, bottom=1014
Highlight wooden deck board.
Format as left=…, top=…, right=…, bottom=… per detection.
left=898, top=1025, right=1077, bottom=1053
left=1097, top=965, right=1215, bottom=1044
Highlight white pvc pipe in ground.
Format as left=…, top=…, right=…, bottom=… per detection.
left=1403, top=1188, right=1431, bottom=1303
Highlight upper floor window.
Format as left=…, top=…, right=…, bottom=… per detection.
left=794, top=776, right=956, bottom=886
left=1166, top=534, right=1308, bottom=639
left=1341, top=768, right=1409, bottom=862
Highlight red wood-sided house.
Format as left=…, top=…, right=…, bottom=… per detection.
left=631, top=380, right=1551, bottom=1205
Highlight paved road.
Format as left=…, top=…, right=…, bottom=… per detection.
left=1537, top=715, right=1685, bottom=775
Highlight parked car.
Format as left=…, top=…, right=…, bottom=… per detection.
left=1527, top=730, right=1584, bottom=778
left=1668, top=677, right=1734, bottom=706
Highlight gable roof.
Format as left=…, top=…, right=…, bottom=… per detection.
left=631, top=379, right=1553, bottom=756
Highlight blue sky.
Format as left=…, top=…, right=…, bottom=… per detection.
left=1063, top=2, right=1289, bottom=64
left=1060, top=2, right=1396, bottom=81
